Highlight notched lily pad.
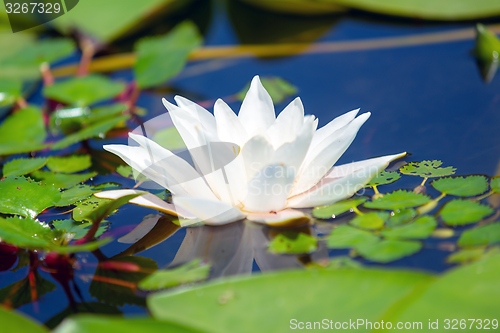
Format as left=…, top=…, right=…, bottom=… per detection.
left=2, top=157, right=48, bottom=177
left=349, top=212, right=388, bottom=230
left=457, top=222, right=500, bottom=247
left=431, top=175, right=489, bottom=197
left=364, top=190, right=431, bottom=210
left=56, top=185, right=96, bottom=207
left=268, top=231, right=318, bottom=254
left=0, top=106, right=47, bottom=155
left=440, top=199, right=494, bottom=226
left=381, top=215, right=437, bottom=240
left=47, top=155, right=92, bottom=173
left=366, top=170, right=401, bottom=187
left=51, top=219, right=109, bottom=240
left=31, top=170, right=97, bottom=190
left=387, top=208, right=417, bottom=227
left=356, top=239, right=422, bottom=263
left=327, top=225, right=379, bottom=250
left=400, top=160, right=456, bottom=178
left=139, top=259, right=210, bottom=291
left=312, top=197, right=367, bottom=219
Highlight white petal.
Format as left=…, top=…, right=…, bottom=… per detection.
left=214, top=99, right=248, bottom=146
left=310, top=108, right=359, bottom=149
left=266, top=97, right=304, bottom=149
left=174, top=95, right=216, bottom=135
left=242, top=164, right=295, bottom=213
left=287, top=152, right=406, bottom=208
left=291, top=112, right=371, bottom=196
left=241, top=135, right=274, bottom=181
left=173, top=196, right=246, bottom=225
left=162, top=98, right=207, bottom=149
left=325, top=152, right=407, bottom=179
left=246, top=208, right=310, bottom=227
left=238, top=76, right=276, bottom=136
left=118, top=214, right=161, bottom=244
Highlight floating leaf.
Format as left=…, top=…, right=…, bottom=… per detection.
left=491, top=176, right=500, bottom=193
left=399, top=160, right=456, bottom=178
left=236, top=77, right=298, bottom=104
left=43, top=75, right=125, bottom=106
left=327, top=225, right=379, bottom=249
left=0, top=106, right=47, bottom=155
left=31, top=170, right=97, bottom=190
left=75, top=193, right=141, bottom=224
left=56, top=185, right=96, bottom=207
left=0, top=78, right=21, bottom=107
left=473, top=24, right=500, bottom=82
left=52, top=115, right=129, bottom=150
left=322, top=256, right=362, bottom=269
left=312, top=197, right=367, bottom=219
left=366, top=170, right=401, bottom=187
left=387, top=208, right=417, bottom=227
left=356, top=239, right=422, bottom=263
left=239, top=0, right=346, bottom=15
left=381, top=215, right=437, bottom=240
left=364, top=190, right=431, bottom=210
left=440, top=199, right=494, bottom=226
left=2, top=157, right=48, bottom=177
left=431, top=175, right=489, bottom=197
left=267, top=231, right=318, bottom=254
left=134, top=21, right=202, bottom=89
left=349, top=212, right=388, bottom=230
left=153, top=126, right=186, bottom=151
left=445, top=248, right=498, bottom=264
left=139, top=260, right=210, bottom=291
left=51, top=219, right=108, bottom=240
left=0, top=177, right=60, bottom=218
left=0, top=306, right=47, bottom=333
left=457, top=222, right=500, bottom=247
left=47, top=155, right=92, bottom=173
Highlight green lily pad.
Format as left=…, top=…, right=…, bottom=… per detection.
left=457, top=222, right=500, bottom=247
left=491, top=176, right=500, bottom=193
left=356, top=239, right=422, bottom=263
left=51, top=219, right=108, bottom=240
left=0, top=307, right=47, bottom=333
left=236, top=77, right=298, bottom=104
left=445, top=247, right=499, bottom=264
left=440, top=199, right=494, bottom=226
left=364, top=190, right=431, bottom=210
left=0, top=106, right=47, bottom=155
left=31, top=170, right=97, bottom=189
left=474, top=24, right=500, bottom=82
left=0, top=176, right=60, bottom=218
left=52, top=115, right=129, bottom=150
left=56, top=185, right=96, bottom=207
left=139, top=260, right=210, bottom=291
left=366, top=170, right=401, bottom=187
left=239, top=0, right=346, bottom=15
left=47, top=155, right=92, bottom=173
left=312, top=197, right=367, bottom=219
left=327, top=225, right=379, bottom=249
left=349, top=212, right=388, bottom=230
left=2, top=157, right=48, bottom=177
left=43, top=74, right=125, bottom=106
left=431, top=175, right=489, bottom=197
left=74, top=193, right=140, bottom=224
left=399, top=160, right=456, bottom=178
left=267, top=231, right=318, bottom=254
left=381, top=215, right=437, bottom=240
left=153, top=126, right=186, bottom=151
left=0, top=78, right=21, bottom=107
left=387, top=208, right=417, bottom=227
left=134, top=21, right=202, bottom=89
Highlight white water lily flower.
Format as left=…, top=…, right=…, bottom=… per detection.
left=96, top=76, right=405, bottom=226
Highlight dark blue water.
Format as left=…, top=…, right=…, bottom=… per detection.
left=2, top=0, right=500, bottom=326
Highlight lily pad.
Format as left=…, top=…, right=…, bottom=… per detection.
left=0, top=176, right=60, bottom=218
left=139, top=260, right=210, bottom=291
left=387, top=208, right=417, bottom=227
left=431, top=175, right=489, bottom=197
left=31, top=170, right=97, bottom=189
left=349, top=212, right=388, bottom=230
left=474, top=24, right=500, bottom=82
left=239, top=0, right=346, bottom=15
left=327, top=225, right=379, bottom=249
left=267, top=231, right=318, bottom=254
left=134, top=21, right=202, bottom=89
left=2, top=157, right=48, bottom=177
left=440, top=199, right=494, bottom=226
left=356, top=239, right=422, bottom=263
left=236, top=77, right=298, bottom=104
left=56, top=185, right=96, bottom=207
left=445, top=248, right=497, bottom=264
left=312, top=197, right=367, bottom=219
left=457, top=222, right=500, bottom=247
left=51, top=219, right=108, bottom=240
left=74, top=193, right=141, bottom=224
left=366, top=170, right=401, bottom=187
left=364, top=190, right=431, bottom=210
left=43, top=75, right=125, bottom=106
left=0, top=78, right=21, bottom=107
left=0, top=307, right=47, bottom=333
left=47, top=155, right=92, bottom=173
left=381, top=215, right=437, bottom=240
left=491, top=176, right=500, bottom=193
left=399, top=160, right=456, bottom=178
left=0, top=106, right=47, bottom=155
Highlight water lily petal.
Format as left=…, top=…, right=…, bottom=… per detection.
left=241, top=135, right=274, bottom=180
left=267, top=97, right=304, bottom=149
left=238, top=76, right=276, bottom=136
left=173, top=196, right=246, bottom=225
left=243, top=164, right=295, bottom=213
left=310, top=108, right=360, bottom=149
left=246, top=208, right=310, bottom=227
left=214, top=98, right=248, bottom=146
left=118, top=214, right=161, bottom=244
left=174, top=95, right=217, bottom=135
left=291, top=112, right=371, bottom=196
left=287, top=152, right=406, bottom=208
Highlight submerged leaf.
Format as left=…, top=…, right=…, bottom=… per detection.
left=267, top=231, right=318, bottom=254
left=0, top=106, right=47, bottom=155
left=381, top=215, right=437, bottom=240
left=236, top=77, right=298, bottom=104
left=0, top=177, right=60, bottom=218
left=356, top=239, right=422, bottom=263
left=2, top=157, right=48, bottom=177
left=440, top=199, right=494, bottom=226
left=431, top=175, right=489, bottom=197
left=47, top=155, right=92, bottom=173
left=312, top=197, right=367, bottom=219
left=139, top=260, right=210, bottom=291
left=399, top=160, right=456, bottom=178
left=349, top=212, right=388, bottom=230
left=457, top=222, right=500, bottom=247
left=327, top=225, right=379, bottom=250
left=364, top=190, right=431, bottom=210
left=366, top=170, right=401, bottom=187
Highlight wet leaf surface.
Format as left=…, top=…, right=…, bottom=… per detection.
left=31, top=170, right=97, bottom=190
left=364, top=190, right=431, bottom=210
left=2, top=157, right=48, bottom=177
left=349, top=212, right=388, bottom=230
left=312, top=197, right=367, bottom=219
